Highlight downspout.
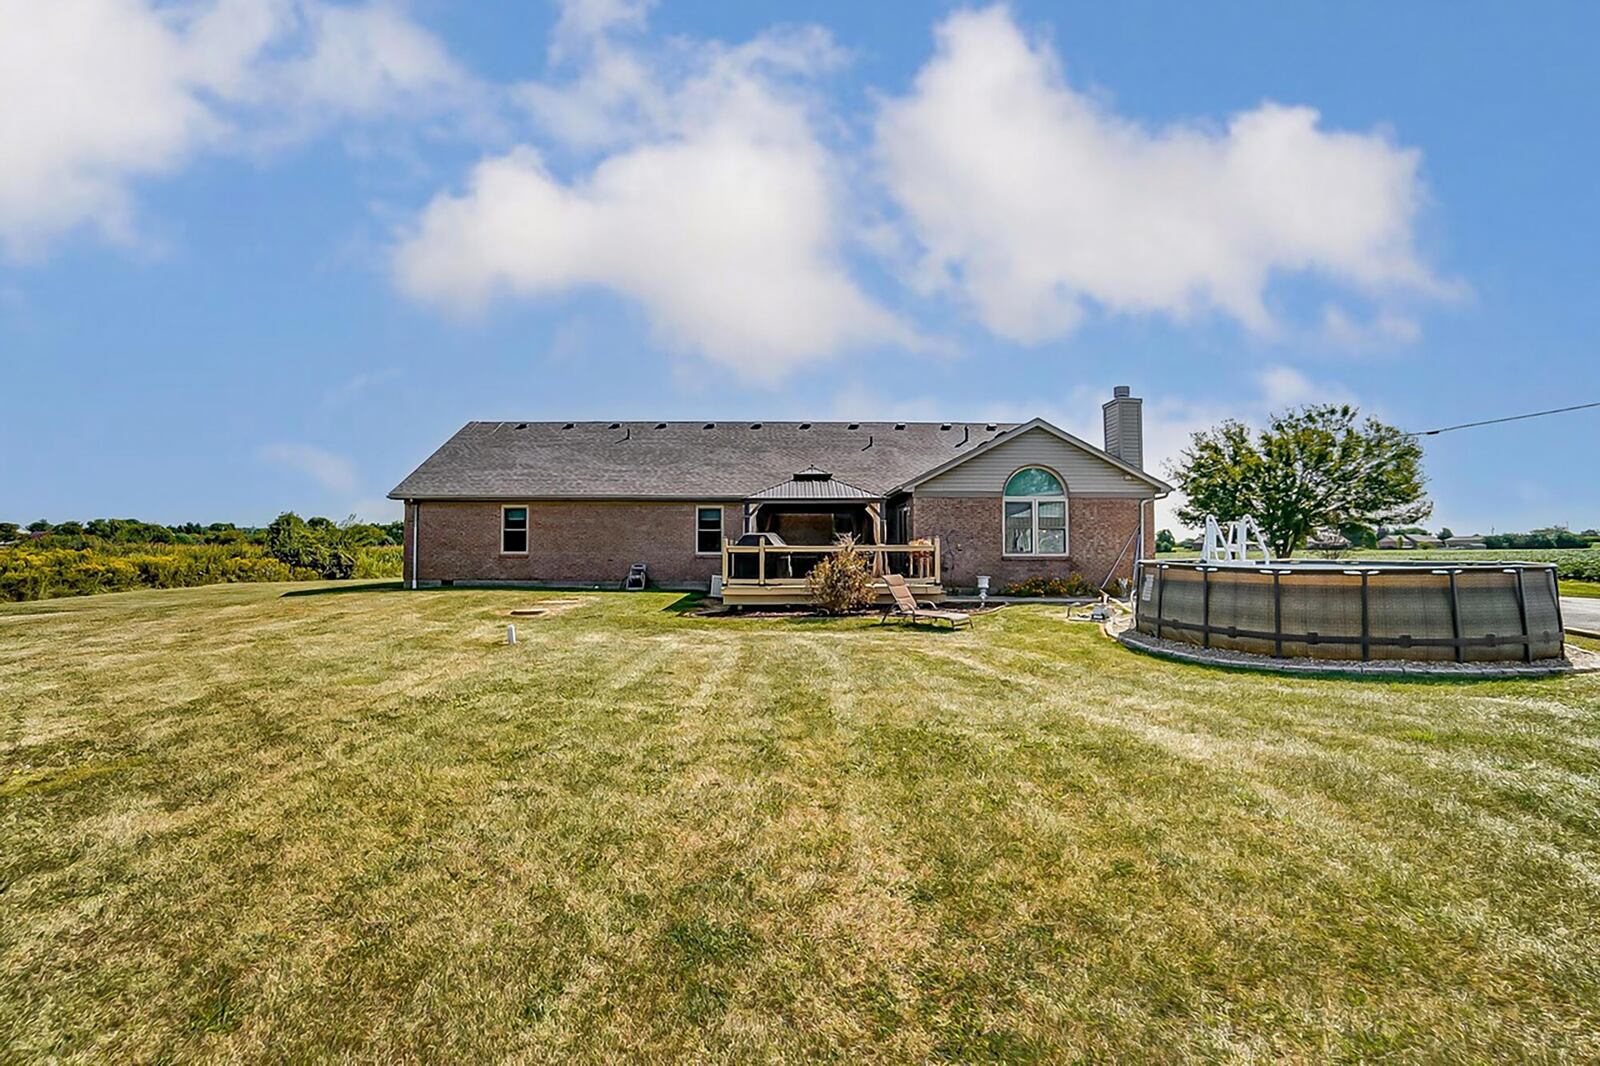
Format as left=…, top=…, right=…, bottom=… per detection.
left=1100, top=492, right=1164, bottom=594
left=410, top=500, right=420, bottom=590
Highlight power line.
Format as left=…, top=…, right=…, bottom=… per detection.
left=1409, top=400, right=1600, bottom=437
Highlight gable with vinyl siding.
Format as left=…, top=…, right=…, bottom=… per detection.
left=914, top=427, right=1157, bottom=498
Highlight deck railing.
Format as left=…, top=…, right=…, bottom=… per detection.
left=722, top=539, right=940, bottom=587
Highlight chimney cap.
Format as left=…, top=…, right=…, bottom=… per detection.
left=1113, top=385, right=1131, bottom=399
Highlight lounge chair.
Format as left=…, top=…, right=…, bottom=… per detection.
left=879, top=573, right=972, bottom=629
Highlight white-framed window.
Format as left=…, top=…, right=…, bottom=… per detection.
left=1002, top=467, right=1067, bottom=556
left=695, top=505, right=723, bottom=555
left=501, top=505, right=529, bottom=555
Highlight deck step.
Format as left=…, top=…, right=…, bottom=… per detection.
left=721, top=583, right=945, bottom=606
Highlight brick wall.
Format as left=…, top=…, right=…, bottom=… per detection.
left=913, top=494, right=1151, bottom=591
left=402, top=500, right=742, bottom=589
left=399, top=494, right=1153, bottom=593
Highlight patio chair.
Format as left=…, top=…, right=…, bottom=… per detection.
left=879, top=573, right=972, bottom=629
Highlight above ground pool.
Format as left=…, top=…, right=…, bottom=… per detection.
left=1133, top=559, right=1565, bottom=663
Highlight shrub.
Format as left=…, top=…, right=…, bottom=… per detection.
left=0, top=525, right=404, bottom=602
left=266, top=512, right=356, bottom=580
left=806, top=538, right=876, bottom=615
left=1000, top=573, right=1097, bottom=598
left=354, top=547, right=403, bottom=579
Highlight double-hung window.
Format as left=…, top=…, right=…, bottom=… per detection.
left=501, top=505, right=528, bottom=554
left=1002, top=468, right=1067, bottom=556
left=695, top=506, right=722, bottom=555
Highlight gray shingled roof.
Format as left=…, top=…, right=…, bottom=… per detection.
left=749, top=467, right=880, bottom=501
left=389, top=420, right=1016, bottom=500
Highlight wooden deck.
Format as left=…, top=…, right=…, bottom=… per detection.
left=720, top=540, right=944, bottom=607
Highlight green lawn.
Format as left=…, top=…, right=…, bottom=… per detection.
left=1563, top=580, right=1600, bottom=599
left=3, top=583, right=1599, bottom=1061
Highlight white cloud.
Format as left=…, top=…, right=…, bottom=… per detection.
left=396, top=15, right=914, bottom=382
left=258, top=443, right=360, bottom=494
left=875, top=6, right=1449, bottom=344
left=1319, top=304, right=1422, bottom=348
left=549, top=0, right=654, bottom=61
left=0, top=0, right=471, bottom=256
left=276, top=2, right=469, bottom=119
left=1256, top=364, right=1358, bottom=409
left=321, top=367, right=402, bottom=408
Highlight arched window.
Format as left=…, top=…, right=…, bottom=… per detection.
left=1003, top=467, right=1067, bottom=555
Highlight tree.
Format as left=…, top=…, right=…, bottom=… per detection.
left=0, top=522, right=20, bottom=543
left=26, top=520, right=51, bottom=533
left=1155, top=529, right=1176, bottom=553
left=1437, top=527, right=1454, bottom=541
left=1167, top=404, right=1431, bottom=558
left=265, top=512, right=355, bottom=580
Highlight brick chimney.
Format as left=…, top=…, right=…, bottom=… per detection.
left=1102, top=385, right=1143, bottom=469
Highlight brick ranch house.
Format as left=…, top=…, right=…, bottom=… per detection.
left=390, top=386, right=1171, bottom=601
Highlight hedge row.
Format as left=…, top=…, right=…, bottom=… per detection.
left=0, top=544, right=403, bottom=602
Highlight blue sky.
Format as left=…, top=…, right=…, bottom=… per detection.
left=2, top=0, right=1596, bottom=534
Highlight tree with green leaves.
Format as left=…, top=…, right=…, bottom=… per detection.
left=1167, top=404, right=1431, bottom=558
left=1155, top=529, right=1176, bottom=553
left=265, top=512, right=356, bottom=580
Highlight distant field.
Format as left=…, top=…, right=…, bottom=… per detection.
left=0, top=542, right=402, bottom=601
left=1156, top=547, right=1600, bottom=582
left=3, top=583, right=1599, bottom=1060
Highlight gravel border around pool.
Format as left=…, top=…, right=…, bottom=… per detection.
left=1108, top=617, right=1600, bottom=679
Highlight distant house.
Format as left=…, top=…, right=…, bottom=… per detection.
left=1443, top=535, right=1487, bottom=550
left=390, top=387, right=1173, bottom=600
left=1377, top=533, right=1442, bottom=550
left=1306, top=531, right=1352, bottom=552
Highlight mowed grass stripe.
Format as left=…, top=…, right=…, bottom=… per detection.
left=1, top=582, right=1598, bottom=1060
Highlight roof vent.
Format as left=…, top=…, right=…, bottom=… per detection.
left=608, top=422, right=620, bottom=429
left=847, top=422, right=859, bottom=430
left=894, top=423, right=906, bottom=430
left=940, top=423, right=951, bottom=431
left=985, top=423, right=997, bottom=432
left=750, top=422, right=763, bottom=430
left=799, top=422, right=811, bottom=430
left=562, top=422, right=574, bottom=429
left=517, top=423, right=528, bottom=429
left=794, top=465, right=831, bottom=481
left=703, top=422, right=715, bottom=430
left=654, top=422, right=667, bottom=429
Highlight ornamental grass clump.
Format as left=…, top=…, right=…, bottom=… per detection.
left=806, top=536, right=876, bottom=615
